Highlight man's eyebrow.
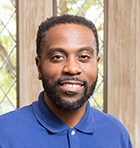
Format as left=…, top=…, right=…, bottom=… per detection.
left=78, top=47, right=95, bottom=53
left=46, top=47, right=95, bottom=54
left=46, top=48, right=66, bottom=54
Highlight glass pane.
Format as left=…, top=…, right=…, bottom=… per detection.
left=57, top=0, right=104, bottom=111
left=0, top=0, right=17, bottom=115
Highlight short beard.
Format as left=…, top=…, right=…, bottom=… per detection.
left=41, top=73, right=98, bottom=111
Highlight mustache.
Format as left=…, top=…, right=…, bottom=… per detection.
left=40, top=68, right=87, bottom=85
left=55, top=77, right=87, bottom=86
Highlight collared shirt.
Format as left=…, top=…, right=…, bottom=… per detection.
left=0, top=92, right=133, bottom=148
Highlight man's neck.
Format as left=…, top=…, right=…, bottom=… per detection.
left=43, top=93, right=87, bottom=128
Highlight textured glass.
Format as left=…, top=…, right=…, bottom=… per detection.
left=57, top=0, right=104, bottom=111
left=0, top=0, right=16, bottom=115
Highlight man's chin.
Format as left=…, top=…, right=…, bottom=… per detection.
left=49, top=93, right=89, bottom=112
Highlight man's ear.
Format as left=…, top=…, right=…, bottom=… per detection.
left=35, top=56, right=42, bottom=80
left=97, top=56, right=100, bottom=64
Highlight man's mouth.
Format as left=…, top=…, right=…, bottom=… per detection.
left=62, top=83, right=82, bottom=88
left=59, top=81, right=84, bottom=93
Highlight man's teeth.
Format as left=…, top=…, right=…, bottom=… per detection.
left=63, top=84, right=81, bottom=88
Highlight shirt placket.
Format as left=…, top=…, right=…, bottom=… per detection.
left=67, top=128, right=80, bottom=148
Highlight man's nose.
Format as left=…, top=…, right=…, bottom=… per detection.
left=62, top=57, right=82, bottom=75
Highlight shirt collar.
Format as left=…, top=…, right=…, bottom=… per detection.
left=32, top=91, right=95, bottom=134
left=75, top=101, right=95, bottom=134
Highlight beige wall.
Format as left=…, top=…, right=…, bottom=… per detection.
left=17, top=0, right=53, bottom=107
left=105, top=0, right=140, bottom=147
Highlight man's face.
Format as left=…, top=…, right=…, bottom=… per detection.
left=36, top=24, right=100, bottom=111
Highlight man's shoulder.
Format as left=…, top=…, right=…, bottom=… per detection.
left=0, top=104, right=33, bottom=127
left=90, top=107, right=128, bottom=133
left=89, top=107, right=132, bottom=147
left=91, top=107, right=121, bottom=123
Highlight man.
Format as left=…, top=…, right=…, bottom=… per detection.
left=0, top=15, right=132, bottom=148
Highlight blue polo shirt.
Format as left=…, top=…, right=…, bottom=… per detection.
left=0, top=92, right=132, bottom=148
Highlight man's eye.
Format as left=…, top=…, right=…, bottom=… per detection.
left=79, top=55, right=91, bottom=60
left=51, top=55, right=65, bottom=62
left=80, top=55, right=89, bottom=59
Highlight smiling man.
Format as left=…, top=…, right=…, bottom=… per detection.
left=0, top=15, right=132, bottom=148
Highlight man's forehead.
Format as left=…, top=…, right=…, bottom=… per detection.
left=45, top=23, right=94, bottom=36
left=41, top=23, right=97, bottom=54
left=45, top=24, right=95, bottom=41
left=44, top=23, right=96, bottom=44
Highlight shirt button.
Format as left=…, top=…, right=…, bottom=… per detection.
left=71, top=130, right=75, bottom=135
